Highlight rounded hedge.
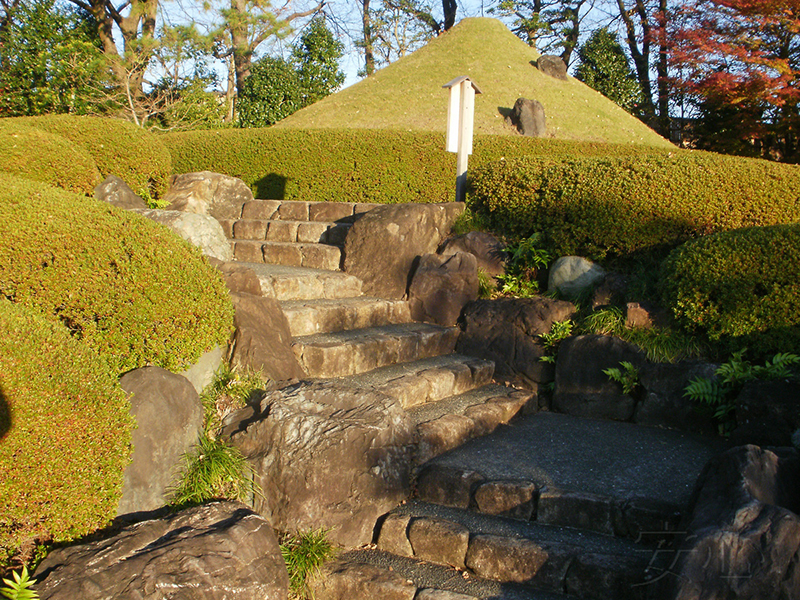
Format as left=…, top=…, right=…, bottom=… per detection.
left=0, top=174, right=234, bottom=374
left=662, top=224, right=800, bottom=356
left=15, top=114, right=173, bottom=199
left=0, top=121, right=101, bottom=194
left=468, top=153, right=800, bottom=259
left=0, top=300, right=133, bottom=567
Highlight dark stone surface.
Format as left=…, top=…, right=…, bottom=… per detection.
left=310, top=556, right=417, bottom=600
left=94, top=174, right=147, bottom=209
left=438, top=231, right=506, bottom=277
left=229, top=292, right=306, bottom=382
left=117, top=367, right=202, bottom=515
left=344, top=203, right=464, bottom=299
left=505, top=98, right=546, bottom=137
left=457, top=297, right=576, bottom=388
left=408, top=517, right=469, bottom=568
left=34, top=502, right=289, bottom=600
left=537, top=55, right=569, bottom=80
left=164, top=171, right=253, bottom=220
left=408, top=252, right=478, bottom=326
left=731, top=379, right=800, bottom=447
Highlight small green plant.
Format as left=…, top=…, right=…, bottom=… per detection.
left=497, top=232, right=552, bottom=299
left=582, top=307, right=625, bottom=336
left=1, top=566, right=38, bottom=600
left=201, top=364, right=266, bottom=431
left=281, top=529, right=337, bottom=599
left=477, top=269, right=496, bottom=298
left=603, top=361, right=640, bottom=395
left=684, top=350, right=800, bottom=436
left=539, top=320, right=574, bottom=363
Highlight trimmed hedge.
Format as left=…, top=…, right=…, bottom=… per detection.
left=0, top=300, right=133, bottom=567
left=14, top=115, right=173, bottom=199
left=0, top=174, right=234, bottom=374
left=662, top=224, right=800, bottom=356
left=162, top=127, right=674, bottom=203
left=0, top=121, right=101, bottom=193
left=468, top=153, right=800, bottom=259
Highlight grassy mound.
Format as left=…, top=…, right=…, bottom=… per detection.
left=276, top=18, right=671, bottom=148
left=15, top=115, right=173, bottom=199
left=0, top=174, right=234, bottom=374
left=0, top=121, right=101, bottom=194
left=0, top=300, right=133, bottom=568
left=662, top=224, right=800, bottom=357
left=469, top=153, right=800, bottom=259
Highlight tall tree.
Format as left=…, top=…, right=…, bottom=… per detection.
left=575, top=27, right=643, bottom=113
left=292, top=15, right=345, bottom=103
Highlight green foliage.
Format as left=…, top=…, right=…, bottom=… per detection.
left=0, top=174, right=234, bottom=375
left=238, top=57, right=304, bottom=128
left=539, top=319, right=573, bottom=363
left=451, top=206, right=492, bottom=235
left=477, top=269, right=496, bottom=299
left=0, top=300, right=133, bottom=569
left=575, top=27, right=643, bottom=115
left=0, top=0, right=110, bottom=118
left=156, top=78, right=230, bottom=133
left=684, top=350, right=800, bottom=436
left=281, top=529, right=336, bottom=599
left=292, top=17, right=345, bottom=106
left=14, top=114, right=173, bottom=198
left=603, top=361, right=640, bottom=395
left=469, top=153, right=800, bottom=260
left=662, top=224, right=800, bottom=357
left=1, top=566, right=39, bottom=600
left=497, top=232, right=551, bottom=297
left=200, top=364, right=267, bottom=431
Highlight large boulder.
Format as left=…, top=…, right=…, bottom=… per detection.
left=505, top=98, right=546, bottom=137
left=34, top=501, right=289, bottom=600
left=228, top=293, right=306, bottom=382
left=132, top=208, right=234, bottom=261
left=537, top=55, right=569, bottom=80
left=164, top=171, right=253, bottom=220
left=457, top=297, right=577, bottom=388
left=225, top=381, right=415, bottom=548
left=344, top=203, right=464, bottom=299
left=731, top=380, right=800, bottom=447
left=548, top=256, right=605, bottom=300
left=663, top=445, right=800, bottom=600
left=408, top=252, right=478, bottom=326
left=94, top=174, right=147, bottom=210
left=439, top=231, right=506, bottom=277
left=117, top=367, right=203, bottom=516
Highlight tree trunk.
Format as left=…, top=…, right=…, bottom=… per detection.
left=362, top=0, right=375, bottom=75
left=442, top=0, right=456, bottom=30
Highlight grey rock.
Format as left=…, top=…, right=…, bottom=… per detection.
left=465, top=535, right=552, bottom=584
left=408, top=517, right=469, bottom=569
left=34, top=501, right=288, bottom=600
left=416, top=590, right=477, bottom=600
left=180, top=345, right=224, bottom=395
left=415, top=464, right=485, bottom=510
left=377, top=513, right=414, bottom=557
left=505, top=97, right=546, bottom=137
left=208, top=259, right=264, bottom=296
left=225, top=380, right=414, bottom=547
left=94, top=174, right=147, bottom=209
left=117, top=367, right=203, bottom=515
left=732, top=380, right=800, bottom=447
left=537, top=55, right=569, bottom=80
left=344, top=203, right=464, bottom=299
left=473, top=480, right=537, bottom=521
left=310, top=557, right=417, bottom=600
left=408, top=252, right=478, bottom=326
left=132, top=208, right=234, bottom=261
left=548, top=256, right=605, bottom=300
left=438, top=231, right=506, bottom=277
left=164, top=171, right=254, bottom=220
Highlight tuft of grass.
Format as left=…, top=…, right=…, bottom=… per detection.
left=281, top=530, right=337, bottom=599
left=200, top=364, right=267, bottom=432
left=477, top=269, right=497, bottom=298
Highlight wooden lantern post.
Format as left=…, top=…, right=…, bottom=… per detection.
left=443, top=76, right=482, bottom=202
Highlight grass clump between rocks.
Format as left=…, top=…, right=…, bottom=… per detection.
left=281, top=529, right=336, bottom=599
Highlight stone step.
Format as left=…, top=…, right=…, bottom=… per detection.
left=375, top=501, right=653, bottom=600
left=414, top=412, right=723, bottom=542
left=240, top=199, right=380, bottom=222
left=220, top=219, right=351, bottom=246
left=311, top=548, right=571, bottom=600
left=232, top=240, right=342, bottom=271
left=292, top=323, right=460, bottom=379
left=347, top=354, right=495, bottom=410
left=238, top=263, right=363, bottom=301
left=281, top=297, right=413, bottom=337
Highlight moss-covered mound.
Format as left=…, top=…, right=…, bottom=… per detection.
left=0, top=121, right=101, bottom=194
left=15, top=115, right=173, bottom=199
left=469, top=153, right=800, bottom=258
left=0, top=300, right=133, bottom=567
left=0, top=174, right=234, bottom=374
left=662, top=224, right=800, bottom=356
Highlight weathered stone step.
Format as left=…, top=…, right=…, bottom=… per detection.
left=240, top=199, right=380, bottom=222
left=233, top=240, right=341, bottom=270
left=414, top=412, right=723, bottom=542
left=347, top=354, right=495, bottom=410
left=220, top=219, right=351, bottom=246
left=292, top=323, right=460, bottom=379
left=375, top=501, right=652, bottom=600
left=238, top=263, right=362, bottom=301
left=281, top=297, right=412, bottom=337
left=311, top=548, right=570, bottom=600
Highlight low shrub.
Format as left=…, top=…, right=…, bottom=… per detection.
left=662, top=224, right=800, bottom=356
left=0, top=300, right=133, bottom=569
left=0, top=174, right=234, bottom=374
left=14, top=115, right=172, bottom=199
left=0, top=121, right=101, bottom=194
left=468, top=153, right=800, bottom=259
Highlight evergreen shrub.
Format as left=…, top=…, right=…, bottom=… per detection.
left=468, top=153, right=800, bottom=259
left=0, top=300, right=133, bottom=567
left=0, top=174, right=234, bottom=374
left=661, top=224, right=800, bottom=357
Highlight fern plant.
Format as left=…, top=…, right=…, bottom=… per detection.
left=539, top=320, right=574, bottom=364
left=603, top=361, right=640, bottom=395
left=1, top=566, right=38, bottom=600
left=497, top=232, right=551, bottom=298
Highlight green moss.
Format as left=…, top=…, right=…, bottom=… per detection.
left=0, top=300, right=134, bottom=568
left=0, top=173, right=234, bottom=374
